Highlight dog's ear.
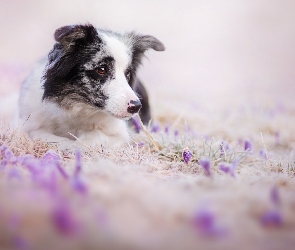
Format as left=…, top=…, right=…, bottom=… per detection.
left=54, top=24, right=98, bottom=46
left=128, top=33, right=165, bottom=69
left=132, top=35, right=165, bottom=52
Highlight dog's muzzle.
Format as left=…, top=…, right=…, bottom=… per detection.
left=127, top=100, right=142, bottom=114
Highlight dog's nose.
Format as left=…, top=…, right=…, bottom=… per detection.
left=127, top=100, right=142, bottom=114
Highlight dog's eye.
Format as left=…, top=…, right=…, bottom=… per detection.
left=97, top=67, right=107, bottom=75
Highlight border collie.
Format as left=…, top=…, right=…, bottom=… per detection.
left=18, top=24, right=165, bottom=149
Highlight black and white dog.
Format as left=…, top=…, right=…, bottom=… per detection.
left=18, top=24, right=165, bottom=148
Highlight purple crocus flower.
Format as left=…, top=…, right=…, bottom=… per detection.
left=219, top=159, right=238, bottom=178
left=56, top=163, right=69, bottom=179
left=7, top=168, right=22, bottom=181
left=151, top=123, right=160, bottom=133
left=132, top=116, right=141, bottom=133
left=43, top=150, right=61, bottom=162
left=23, top=159, right=43, bottom=177
left=219, top=162, right=231, bottom=174
left=174, top=130, right=179, bottom=137
left=182, top=147, right=192, bottom=164
left=260, top=210, right=282, bottom=228
left=51, top=204, right=79, bottom=235
left=4, top=148, right=15, bottom=160
left=46, top=171, right=58, bottom=195
left=259, top=149, right=267, bottom=160
left=72, top=175, right=88, bottom=195
left=165, top=125, right=169, bottom=134
left=200, top=158, right=211, bottom=176
left=192, top=208, right=226, bottom=237
left=27, top=160, right=58, bottom=194
left=193, top=209, right=215, bottom=235
left=72, top=150, right=87, bottom=194
left=244, top=140, right=253, bottom=152
left=231, top=159, right=239, bottom=177
left=219, top=141, right=229, bottom=157
left=260, top=186, right=282, bottom=228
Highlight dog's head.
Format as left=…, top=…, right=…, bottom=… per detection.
left=42, top=24, right=165, bottom=120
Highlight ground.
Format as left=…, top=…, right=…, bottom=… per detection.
left=0, top=80, right=294, bottom=249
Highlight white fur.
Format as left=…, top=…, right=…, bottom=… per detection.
left=18, top=33, right=141, bottom=150
left=100, top=33, right=139, bottom=119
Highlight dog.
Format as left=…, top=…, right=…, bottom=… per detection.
left=18, top=23, right=165, bottom=149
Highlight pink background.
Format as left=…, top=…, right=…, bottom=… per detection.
left=1, top=0, right=295, bottom=110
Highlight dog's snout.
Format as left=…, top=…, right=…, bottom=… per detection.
left=127, top=100, right=142, bottom=114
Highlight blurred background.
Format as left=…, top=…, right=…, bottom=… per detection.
left=0, top=0, right=295, bottom=115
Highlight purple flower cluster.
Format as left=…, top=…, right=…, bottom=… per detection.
left=52, top=203, right=79, bottom=236
left=0, top=145, right=18, bottom=168
left=244, top=140, right=253, bottom=152
left=132, top=116, right=141, bottom=133
left=0, top=145, right=90, bottom=237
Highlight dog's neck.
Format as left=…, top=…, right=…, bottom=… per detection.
left=46, top=100, right=127, bottom=136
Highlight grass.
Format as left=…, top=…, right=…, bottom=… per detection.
left=0, top=101, right=295, bottom=250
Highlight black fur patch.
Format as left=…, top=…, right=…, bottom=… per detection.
left=133, top=78, right=151, bottom=124
left=43, top=24, right=108, bottom=109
